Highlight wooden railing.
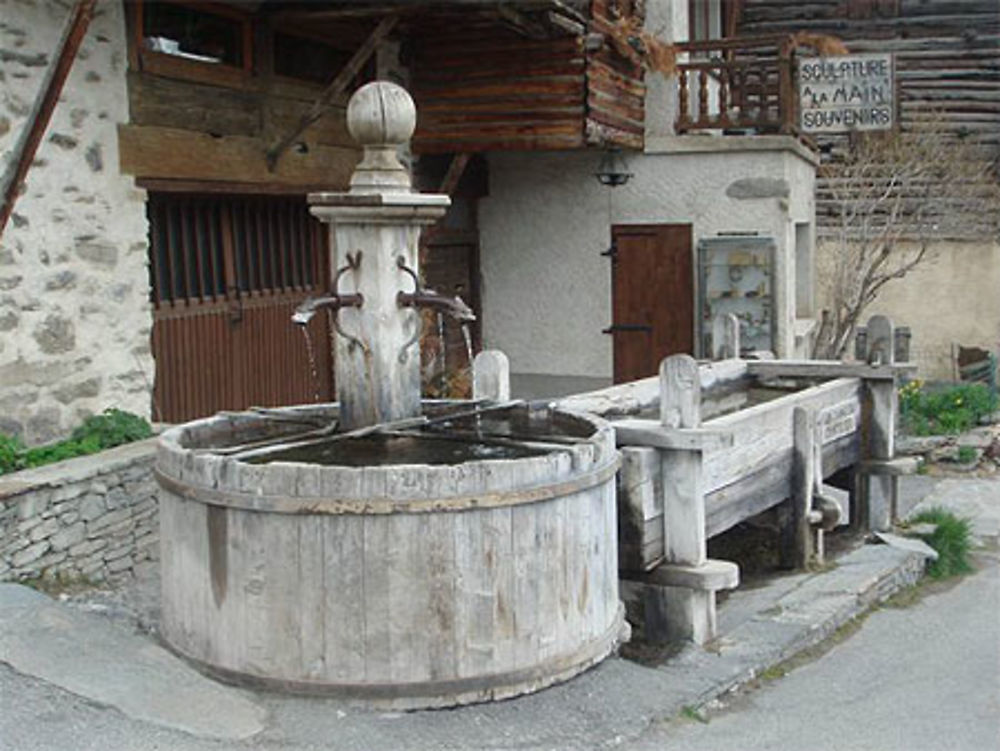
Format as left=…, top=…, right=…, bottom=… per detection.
left=674, top=35, right=797, bottom=136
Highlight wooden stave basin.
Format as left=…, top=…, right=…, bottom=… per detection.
left=155, top=403, right=625, bottom=708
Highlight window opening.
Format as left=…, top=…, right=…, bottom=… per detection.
left=147, top=194, right=323, bottom=306
left=141, top=2, right=245, bottom=67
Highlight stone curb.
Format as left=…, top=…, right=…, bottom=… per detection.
left=652, top=543, right=926, bottom=718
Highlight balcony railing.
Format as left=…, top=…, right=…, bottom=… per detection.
left=674, top=35, right=798, bottom=136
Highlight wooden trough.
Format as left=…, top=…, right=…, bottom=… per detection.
left=559, top=315, right=912, bottom=644
left=155, top=401, right=625, bottom=708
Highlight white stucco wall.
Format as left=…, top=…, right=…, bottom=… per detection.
left=818, top=239, right=1000, bottom=379
left=0, top=0, right=152, bottom=443
left=479, top=137, right=817, bottom=385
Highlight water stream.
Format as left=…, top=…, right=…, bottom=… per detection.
left=436, top=312, right=446, bottom=382
left=460, top=323, right=480, bottom=435
left=299, top=325, right=321, bottom=403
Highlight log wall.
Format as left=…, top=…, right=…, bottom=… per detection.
left=737, top=0, right=999, bottom=236
left=408, top=2, right=645, bottom=153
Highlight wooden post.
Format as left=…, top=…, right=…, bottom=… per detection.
left=659, top=355, right=715, bottom=642
left=781, top=407, right=816, bottom=569
left=863, top=314, right=897, bottom=531
left=472, top=350, right=510, bottom=402
left=711, top=313, right=741, bottom=360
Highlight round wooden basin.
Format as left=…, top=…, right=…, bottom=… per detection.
left=155, top=403, right=625, bottom=708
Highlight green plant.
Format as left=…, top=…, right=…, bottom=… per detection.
left=899, top=381, right=998, bottom=436
left=909, top=507, right=974, bottom=578
left=71, top=408, right=153, bottom=448
left=0, top=409, right=152, bottom=476
left=0, top=433, right=26, bottom=474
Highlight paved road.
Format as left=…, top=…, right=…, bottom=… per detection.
left=634, top=548, right=1000, bottom=751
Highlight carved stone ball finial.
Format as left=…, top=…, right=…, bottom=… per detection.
left=346, top=81, right=416, bottom=193
left=347, top=81, right=417, bottom=147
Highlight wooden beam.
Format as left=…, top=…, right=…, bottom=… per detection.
left=0, top=0, right=96, bottom=239
left=438, top=153, right=471, bottom=195
left=746, top=360, right=915, bottom=381
left=265, top=14, right=399, bottom=171
left=612, top=419, right=734, bottom=451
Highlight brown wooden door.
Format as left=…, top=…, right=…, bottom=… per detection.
left=148, top=193, right=333, bottom=422
left=609, top=224, right=694, bottom=383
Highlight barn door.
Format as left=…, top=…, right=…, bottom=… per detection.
left=148, top=193, right=332, bottom=422
left=607, top=224, right=694, bottom=383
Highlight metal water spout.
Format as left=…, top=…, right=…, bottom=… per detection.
left=399, top=291, right=475, bottom=323
left=395, top=255, right=475, bottom=323
left=292, top=293, right=364, bottom=326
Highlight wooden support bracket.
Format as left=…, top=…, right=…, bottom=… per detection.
left=613, top=419, right=734, bottom=451
left=630, top=559, right=740, bottom=592
left=859, top=457, right=921, bottom=476
left=265, top=15, right=398, bottom=172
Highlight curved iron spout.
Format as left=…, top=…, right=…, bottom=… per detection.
left=395, top=255, right=475, bottom=323
left=397, top=290, right=475, bottom=323
left=292, top=293, right=364, bottom=326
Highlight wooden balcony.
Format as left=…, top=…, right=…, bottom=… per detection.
left=674, top=35, right=798, bottom=136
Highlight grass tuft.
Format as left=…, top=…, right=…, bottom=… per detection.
left=909, top=507, right=974, bottom=578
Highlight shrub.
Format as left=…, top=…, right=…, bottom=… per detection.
left=70, top=408, right=153, bottom=448
left=0, top=434, right=25, bottom=475
left=899, top=380, right=997, bottom=436
left=0, top=409, right=152, bottom=476
left=909, top=507, right=974, bottom=578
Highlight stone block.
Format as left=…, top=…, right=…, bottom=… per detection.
left=89, top=481, right=109, bottom=495
left=75, top=240, right=117, bottom=267
left=68, top=537, right=107, bottom=558
left=54, top=377, right=101, bottom=404
left=104, top=541, right=134, bottom=562
left=105, top=487, right=129, bottom=510
left=58, top=511, right=80, bottom=526
left=86, top=507, right=132, bottom=535
left=106, top=554, right=134, bottom=574
left=12, top=540, right=50, bottom=568
left=16, top=515, right=42, bottom=536
left=50, top=483, right=85, bottom=504
left=30, top=517, right=60, bottom=542
left=17, top=491, right=51, bottom=520
left=79, top=493, right=105, bottom=521
left=78, top=557, right=105, bottom=579
left=51, top=522, right=86, bottom=551
left=32, top=314, right=75, bottom=354
left=103, top=518, right=135, bottom=539
left=33, top=550, right=69, bottom=571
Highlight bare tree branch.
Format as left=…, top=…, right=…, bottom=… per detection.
left=814, top=118, right=1000, bottom=359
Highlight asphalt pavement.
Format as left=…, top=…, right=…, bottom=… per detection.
left=1, top=474, right=996, bottom=751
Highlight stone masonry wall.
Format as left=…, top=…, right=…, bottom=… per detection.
left=0, top=438, right=158, bottom=583
left=0, top=0, right=153, bottom=444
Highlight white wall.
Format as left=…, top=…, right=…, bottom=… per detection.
left=479, top=137, right=817, bottom=385
left=0, top=0, right=152, bottom=443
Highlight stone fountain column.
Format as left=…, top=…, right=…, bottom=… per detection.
left=309, top=82, right=450, bottom=430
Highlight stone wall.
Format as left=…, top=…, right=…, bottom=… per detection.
left=0, top=438, right=158, bottom=583
left=0, top=0, right=153, bottom=444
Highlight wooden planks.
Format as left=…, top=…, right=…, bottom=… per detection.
left=410, top=26, right=588, bottom=153
left=737, top=0, right=1000, bottom=237
left=156, top=405, right=622, bottom=706
left=585, top=0, right=645, bottom=147
left=118, top=124, right=356, bottom=188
